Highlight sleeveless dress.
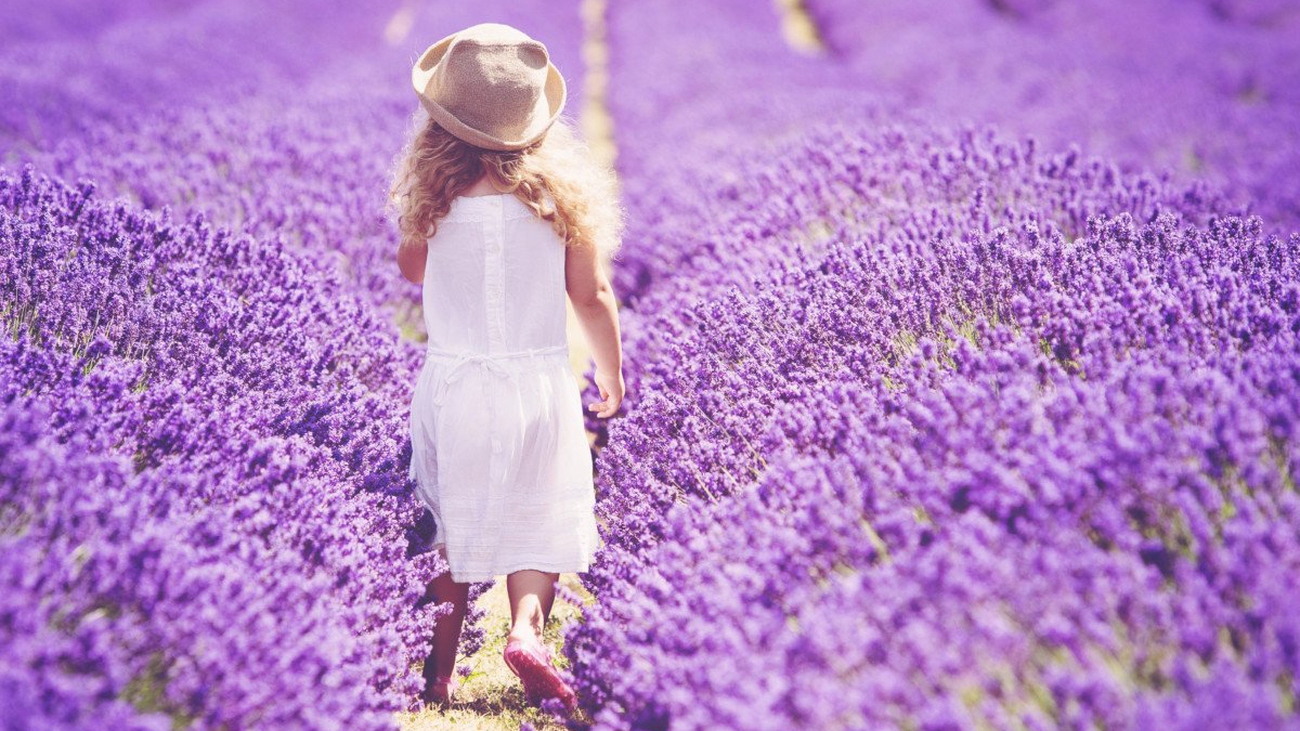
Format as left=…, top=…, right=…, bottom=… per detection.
left=407, top=192, right=601, bottom=583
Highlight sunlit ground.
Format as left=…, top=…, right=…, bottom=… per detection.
left=397, top=573, right=596, bottom=731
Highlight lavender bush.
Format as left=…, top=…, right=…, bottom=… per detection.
left=563, top=0, right=1300, bottom=729
left=803, top=0, right=1300, bottom=229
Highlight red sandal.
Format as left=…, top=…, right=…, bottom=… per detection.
left=502, top=635, right=577, bottom=713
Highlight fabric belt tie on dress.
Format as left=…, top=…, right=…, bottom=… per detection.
left=425, top=344, right=569, bottom=407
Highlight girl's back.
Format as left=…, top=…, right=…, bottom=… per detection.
left=420, top=193, right=567, bottom=355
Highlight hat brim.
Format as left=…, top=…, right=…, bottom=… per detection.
left=411, top=33, right=567, bottom=152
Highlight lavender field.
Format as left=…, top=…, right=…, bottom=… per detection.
left=3, top=1, right=1299, bottom=730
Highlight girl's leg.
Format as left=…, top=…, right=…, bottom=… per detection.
left=506, top=569, right=560, bottom=642
left=424, top=546, right=471, bottom=683
left=503, top=569, right=578, bottom=711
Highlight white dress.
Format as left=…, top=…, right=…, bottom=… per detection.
left=407, top=192, right=601, bottom=583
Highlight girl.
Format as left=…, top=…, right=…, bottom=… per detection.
left=389, top=23, right=625, bottom=714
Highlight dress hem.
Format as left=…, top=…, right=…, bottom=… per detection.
left=440, top=557, right=598, bottom=584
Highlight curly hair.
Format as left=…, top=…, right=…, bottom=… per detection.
left=388, top=112, right=623, bottom=256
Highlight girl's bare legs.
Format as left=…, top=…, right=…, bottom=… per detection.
left=506, top=569, right=559, bottom=642
left=425, top=547, right=471, bottom=684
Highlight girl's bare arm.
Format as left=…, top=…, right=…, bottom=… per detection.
left=397, top=237, right=427, bottom=285
left=565, top=240, right=624, bottom=418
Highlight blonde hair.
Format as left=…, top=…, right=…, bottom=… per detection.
left=388, top=112, right=623, bottom=256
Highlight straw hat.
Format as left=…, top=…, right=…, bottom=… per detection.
left=411, top=22, right=567, bottom=152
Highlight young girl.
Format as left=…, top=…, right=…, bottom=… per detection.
left=390, top=22, right=624, bottom=713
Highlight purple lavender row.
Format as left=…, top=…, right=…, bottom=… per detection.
left=588, top=115, right=1248, bottom=538
left=2, top=335, right=405, bottom=730
left=564, top=0, right=1300, bottom=727
left=0, top=0, right=205, bottom=45
left=586, top=11, right=1247, bottom=443
left=802, top=0, right=1300, bottom=230
left=571, top=152, right=1300, bottom=727
left=1, top=167, right=436, bottom=729
left=0, top=0, right=400, bottom=157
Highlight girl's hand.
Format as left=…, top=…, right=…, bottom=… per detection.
left=587, top=368, right=625, bottom=418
